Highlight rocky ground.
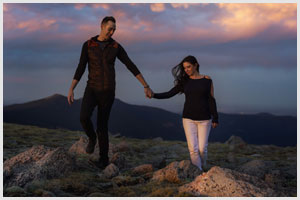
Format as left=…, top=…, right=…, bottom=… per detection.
left=3, top=123, right=297, bottom=197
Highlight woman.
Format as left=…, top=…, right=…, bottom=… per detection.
left=151, top=55, right=219, bottom=171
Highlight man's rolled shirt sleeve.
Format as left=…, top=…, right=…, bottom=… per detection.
left=117, top=44, right=141, bottom=76
left=73, top=41, right=88, bottom=81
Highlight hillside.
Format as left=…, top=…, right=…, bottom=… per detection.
left=3, top=123, right=297, bottom=197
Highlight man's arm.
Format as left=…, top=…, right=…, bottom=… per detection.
left=135, top=74, right=153, bottom=98
left=117, top=44, right=153, bottom=98
left=68, top=79, right=79, bottom=105
left=68, top=41, right=88, bottom=105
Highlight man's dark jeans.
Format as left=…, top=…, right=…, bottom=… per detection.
left=80, top=85, right=115, bottom=159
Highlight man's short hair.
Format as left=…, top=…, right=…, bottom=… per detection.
left=101, top=16, right=116, bottom=25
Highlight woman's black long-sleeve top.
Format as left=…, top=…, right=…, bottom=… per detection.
left=153, top=77, right=219, bottom=123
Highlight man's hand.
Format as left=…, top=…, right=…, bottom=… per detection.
left=68, top=79, right=79, bottom=105
left=144, top=87, right=153, bottom=99
left=68, top=90, right=74, bottom=105
left=212, top=122, right=218, bottom=128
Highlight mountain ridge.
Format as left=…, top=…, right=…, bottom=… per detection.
left=3, top=93, right=297, bottom=147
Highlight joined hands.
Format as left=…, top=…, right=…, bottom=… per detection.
left=144, top=87, right=154, bottom=99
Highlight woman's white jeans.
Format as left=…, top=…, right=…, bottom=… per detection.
left=182, top=118, right=212, bottom=170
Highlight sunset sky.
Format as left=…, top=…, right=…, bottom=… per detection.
left=3, top=3, right=297, bottom=116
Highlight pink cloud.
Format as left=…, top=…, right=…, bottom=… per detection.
left=3, top=4, right=8, bottom=11
left=74, top=4, right=86, bottom=10
left=117, top=3, right=296, bottom=44
left=171, top=3, right=192, bottom=9
left=3, top=3, right=296, bottom=46
left=92, top=3, right=111, bottom=10
left=74, top=3, right=111, bottom=10
left=212, top=3, right=297, bottom=41
left=150, top=3, right=165, bottom=12
left=18, top=19, right=57, bottom=32
left=4, top=5, right=58, bottom=33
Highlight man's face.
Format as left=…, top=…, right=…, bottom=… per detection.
left=101, top=21, right=116, bottom=40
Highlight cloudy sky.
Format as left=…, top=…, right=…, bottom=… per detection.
left=3, top=3, right=297, bottom=116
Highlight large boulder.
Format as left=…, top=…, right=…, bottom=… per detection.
left=179, top=166, right=282, bottom=197
left=236, top=159, right=275, bottom=179
left=151, top=160, right=201, bottom=183
left=4, top=145, right=76, bottom=188
left=225, top=135, right=247, bottom=150
left=132, top=164, right=154, bottom=176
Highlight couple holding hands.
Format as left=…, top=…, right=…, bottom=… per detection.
left=67, top=16, right=219, bottom=172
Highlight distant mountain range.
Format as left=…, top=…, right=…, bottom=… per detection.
left=3, top=94, right=297, bottom=147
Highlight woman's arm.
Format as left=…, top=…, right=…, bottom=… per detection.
left=153, top=85, right=181, bottom=99
left=208, top=79, right=219, bottom=126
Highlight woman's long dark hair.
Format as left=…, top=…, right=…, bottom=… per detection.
left=172, top=55, right=199, bottom=92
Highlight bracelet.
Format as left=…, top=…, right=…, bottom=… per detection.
left=144, top=85, right=149, bottom=88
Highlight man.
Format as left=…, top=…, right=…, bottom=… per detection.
left=68, top=16, right=152, bottom=169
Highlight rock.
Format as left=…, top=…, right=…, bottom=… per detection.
left=179, top=166, right=280, bottom=197
left=68, top=136, right=115, bottom=158
left=110, top=153, right=126, bottom=169
left=225, top=135, right=247, bottom=150
left=132, top=164, right=154, bottom=176
left=24, top=180, right=45, bottom=194
left=264, top=170, right=283, bottom=187
left=112, top=175, right=144, bottom=186
left=236, top=160, right=275, bottom=179
left=68, top=136, right=88, bottom=155
left=103, top=163, right=119, bottom=179
left=112, top=140, right=131, bottom=153
left=227, top=152, right=236, bottom=163
left=4, top=145, right=76, bottom=188
left=142, top=172, right=154, bottom=180
left=4, top=186, right=26, bottom=197
left=151, top=160, right=202, bottom=183
left=151, top=155, right=167, bottom=169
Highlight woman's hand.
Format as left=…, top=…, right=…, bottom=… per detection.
left=212, top=122, right=218, bottom=128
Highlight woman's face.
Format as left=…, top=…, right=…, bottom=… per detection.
left=183, top=61, right=198, bottom=77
